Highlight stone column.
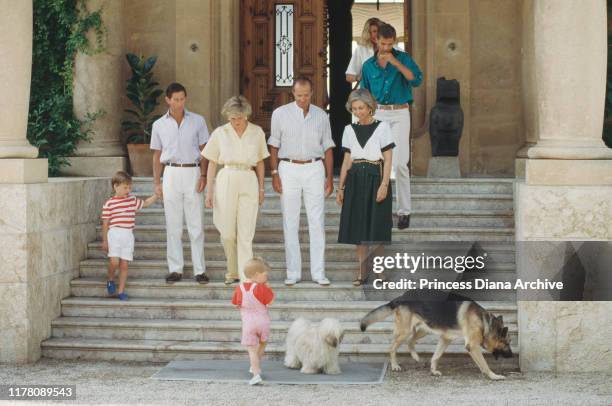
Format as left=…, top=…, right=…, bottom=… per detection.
left=526, top=0, right=612, bottom=163
left=514, top=0, right=538, bottom=176
left=214, top=0, right=240, bottom=126
left=0, top=1, right=48, bottom=183
left=516, top=0, right=612, bottom=373
left=65, top=0, right=127, bottom=176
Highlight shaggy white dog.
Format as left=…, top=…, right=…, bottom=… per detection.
left=284, top=318, right=344, bottom=374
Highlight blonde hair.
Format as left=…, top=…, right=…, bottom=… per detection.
left=358, top=17, right=383, bottom=48
left=111, top=171, right=132, bottom=187
left=221, top=95, right=252, bottom=119
left=345, top=89, right=377, bottom=115
left=244, top=257, right=271, bottom=279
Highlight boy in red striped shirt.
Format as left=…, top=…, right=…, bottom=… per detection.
left=102, top=171, right=158, bottom=300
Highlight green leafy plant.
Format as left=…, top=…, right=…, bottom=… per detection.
left=28, top=0, right=106, bottom=175
left=122, top=53, right=163, bottom=144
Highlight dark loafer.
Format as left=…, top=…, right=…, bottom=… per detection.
left=165, top=272, right=182, bottom=283
left=195, top=273, right=210, bottom=284
left=397, top=214, right=411, bottom=230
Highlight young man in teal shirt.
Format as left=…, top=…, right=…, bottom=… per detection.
left=361, top=23, right=423, bottom=230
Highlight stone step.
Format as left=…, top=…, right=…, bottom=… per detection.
left=131, top=177, right=515, bottom=195
left=95, top=225, right=515, bottom=242
left=132, top=208, right=515, bottom=228
left=50, top=317, right=518, bottom=346
left=135, top=192, right=514, bottom=211
left=60, top=297, right=518, bottom=323
left=86, top=241, right=517, bottom=263
left=79, top=259, right=517, bottom=280
left=41, top=337, right=520, bottom=364
left=70, top=278, right=519, bottom=302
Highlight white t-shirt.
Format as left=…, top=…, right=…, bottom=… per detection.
left=345, top=45, right=375, bottom=77
left=345, top=45, right=404, bottom=78
left=341, top=120, right=395, bottom=161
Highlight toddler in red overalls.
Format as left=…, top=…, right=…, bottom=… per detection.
left=231, top=257, right=275, bottom=385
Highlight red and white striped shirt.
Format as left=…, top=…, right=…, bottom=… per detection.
left=101, top=195, right=144, bottom=230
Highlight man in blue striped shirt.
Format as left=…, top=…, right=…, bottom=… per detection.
left=361, top=24, right=423, bottom=230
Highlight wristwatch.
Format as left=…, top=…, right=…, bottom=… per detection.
left=271, top=169, right=279, bottom=175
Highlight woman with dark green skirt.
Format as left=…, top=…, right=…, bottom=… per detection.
left=337, top=89, right=394, bottom=286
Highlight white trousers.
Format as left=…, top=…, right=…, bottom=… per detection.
left=375, top=108, right=412, bottom=215
left=278, top=160, right=326, bottom=281
left=162, top=166, right=206, bottom=275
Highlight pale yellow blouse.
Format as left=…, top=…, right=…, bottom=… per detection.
left=201, top=122, right=270, bottom=166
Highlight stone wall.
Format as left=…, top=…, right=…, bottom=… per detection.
left=518, top=301, right=612, bottom=372
left=123, top=0, right=239, bottom=131
left=515, top=179, right=612, bottom=372
left=469, top=0, right=524, bottom=175
left=411, top=0, right=524, bottom=177
left=124, top=0, right=177, bottom=112
left=0, top=178, right=111, bottom=363
left=515, top=183, right=612, bottom=240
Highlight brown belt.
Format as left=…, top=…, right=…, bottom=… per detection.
left=378, top=103, right=409, bottom=110
left=166, top=163, right=198, bottom=167
left=280, top=158, right=322, bottom=164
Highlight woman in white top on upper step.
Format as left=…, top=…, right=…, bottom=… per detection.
left=345, top=17, right=383, bottom=84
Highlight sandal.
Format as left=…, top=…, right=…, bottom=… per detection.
left=352, top=278, right=364, bottom=286
left=224, top=278, right=240, bottom=285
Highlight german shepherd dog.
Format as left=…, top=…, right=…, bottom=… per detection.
left=360, top=291, right=513, bottom=380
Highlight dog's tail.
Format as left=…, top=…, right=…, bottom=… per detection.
left=360, top=303, right=394, bottom=331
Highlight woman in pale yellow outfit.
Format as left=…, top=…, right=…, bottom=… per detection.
left=202, top=96, right=270, bottom=284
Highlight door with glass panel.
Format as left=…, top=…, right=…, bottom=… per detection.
left=240, top=0, right=328, bottom=134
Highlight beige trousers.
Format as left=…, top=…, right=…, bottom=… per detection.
left=213, top=167, right=259, bottom=281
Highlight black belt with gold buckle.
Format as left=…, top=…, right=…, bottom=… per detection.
left=166, top=163, right=198, bottom=167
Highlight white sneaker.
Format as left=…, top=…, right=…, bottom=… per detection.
left=249, top=374, right=263, bottom=385
left=315, top=277, right=330, bottom=286
left=284, top=278, right=298, bottom=286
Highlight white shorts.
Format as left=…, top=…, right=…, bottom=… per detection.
left=107, top=227, right=135, bottom=261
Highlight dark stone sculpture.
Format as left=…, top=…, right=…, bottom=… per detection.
left=429, top=77, right=463, bottom=157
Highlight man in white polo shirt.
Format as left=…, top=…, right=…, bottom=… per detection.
left=268, top=77, right=335, bottom=286
left=151, top=83, right=210, bottom=284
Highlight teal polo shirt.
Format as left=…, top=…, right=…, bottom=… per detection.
left=361, top=49, right=423, bottom=105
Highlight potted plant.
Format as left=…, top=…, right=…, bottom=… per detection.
left=122, top=53, right=163, bottom=176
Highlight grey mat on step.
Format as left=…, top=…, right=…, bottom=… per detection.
left=151, top=359, right=387, bottom=385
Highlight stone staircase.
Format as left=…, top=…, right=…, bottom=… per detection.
left=42, top=177, right=519, bottom=365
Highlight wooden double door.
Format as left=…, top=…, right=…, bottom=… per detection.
left=240, top=0, right=329, bottom=134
